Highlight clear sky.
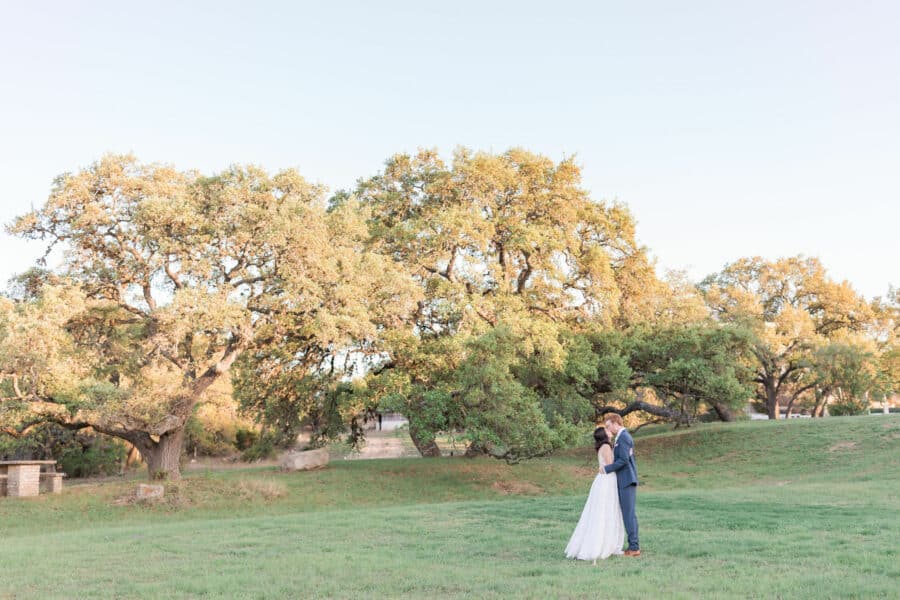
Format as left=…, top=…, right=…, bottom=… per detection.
left=1, top=1, right=897, bottom=298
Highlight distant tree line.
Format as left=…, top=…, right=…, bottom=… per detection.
left=1, top=151, right=896, bottom=477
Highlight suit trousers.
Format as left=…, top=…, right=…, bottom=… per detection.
left=618, top=483, right=639, bottom=550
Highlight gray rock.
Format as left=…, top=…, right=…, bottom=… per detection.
left=280, top=447, right=329, bottom=472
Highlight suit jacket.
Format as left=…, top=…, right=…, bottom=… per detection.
left=603, top=429, right=638, bottom=488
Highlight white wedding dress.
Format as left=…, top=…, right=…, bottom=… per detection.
left=565, top=445, right=625, bottom=561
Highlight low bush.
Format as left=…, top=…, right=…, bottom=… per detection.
left=241, top=431, right=278, bottom=461
left=184, top=414, right=237, bottom=457
left=235, top=427, right=259, bottom=451
left=829, top=398, right=870, bottom=416
left=58, top=437, right=125, bottom=478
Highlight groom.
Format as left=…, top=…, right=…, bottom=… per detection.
left=602, top=413, right=640, bottom=557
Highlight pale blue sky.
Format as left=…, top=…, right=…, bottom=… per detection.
left=1, top=1, right=897, bottom=298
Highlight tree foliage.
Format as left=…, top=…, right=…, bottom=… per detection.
left=3, top=151, right=893, bottom=474
left=538, top=323, right=755, bottom=426
left=2, top=155, right=414, bottom=478
left=701, top=256, right=875, bottom=418
left=351, top=148, right=665, bottom=456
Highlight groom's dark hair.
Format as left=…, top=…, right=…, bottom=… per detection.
left=593, top=427, right=611, bottom=450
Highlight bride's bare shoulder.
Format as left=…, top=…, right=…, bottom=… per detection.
left=599, top=444, right=614, bottom=464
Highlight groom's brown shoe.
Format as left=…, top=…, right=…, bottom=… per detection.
left=624, top=550, right=641, bottom=557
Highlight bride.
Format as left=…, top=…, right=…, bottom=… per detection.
left=565, top=427, right=625, bottom=563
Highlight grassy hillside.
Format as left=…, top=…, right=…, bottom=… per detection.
left=1, top=416, right=898, bottom=598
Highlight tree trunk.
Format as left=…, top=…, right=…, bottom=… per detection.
left=709, top=401, right=734, bottom=422
left=120, top=443, right=141, bottom=475
left=407, top=422, right=441, bottom=457
left=140, top=428, right=185, bottom=480
left=811, top=389, right=823, bottom=418
left=766, top=385, right=780, bottom=420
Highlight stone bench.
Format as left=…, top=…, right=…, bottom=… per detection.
left=39, top=472, right=66, bottom=494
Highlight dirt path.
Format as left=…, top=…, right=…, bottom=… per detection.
left=350, top=430, right=419, bottom=459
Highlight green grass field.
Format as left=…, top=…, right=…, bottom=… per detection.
left=2, top=416, right=898, bottom=599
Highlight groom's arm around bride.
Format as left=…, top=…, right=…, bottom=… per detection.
left=601, top=430, right=637, bottom=485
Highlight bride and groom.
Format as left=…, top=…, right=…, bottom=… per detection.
left=565, top=413, right=641, bottom=563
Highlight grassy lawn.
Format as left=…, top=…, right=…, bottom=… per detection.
left=1, top=416, right=898, bottom=599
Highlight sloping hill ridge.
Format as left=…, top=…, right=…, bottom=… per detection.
left=1, top=416, right=897, bottom=600
left=1, top=415, right=896, bottom=531
left=628, top=414, right=900, bottom=491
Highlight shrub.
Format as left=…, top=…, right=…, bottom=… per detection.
left=241, top=432, right=278, bottom=461
left=829, top=399, right=870, bottom=416
left=1, top=424, right=125, bottom=477
left=182, top=378, right=260, bottom=457
left=235, top=427, right=259, bottom=451
left=0, top=431, right=45, bottom=461
left=59, top=437, right=125, bottom=478
left=184, top=413, right=236, bottom=457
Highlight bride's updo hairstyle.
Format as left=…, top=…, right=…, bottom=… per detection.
left=593, top=427, right=611, bottom=451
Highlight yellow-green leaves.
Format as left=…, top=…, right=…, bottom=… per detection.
left=701, top=256, right=879, bottom=418
left=354, top=148, right=664, bottom=456
left=5, top=156, right=420, bottom=477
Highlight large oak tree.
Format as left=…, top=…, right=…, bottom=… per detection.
left=1, top=155, right=414, bottom=478
left=351, top=148, right=662, bottom=456
left=701, top=256, right=873, bottom=419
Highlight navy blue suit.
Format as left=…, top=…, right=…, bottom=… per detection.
left=603, top=428, right=639, bottom=550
